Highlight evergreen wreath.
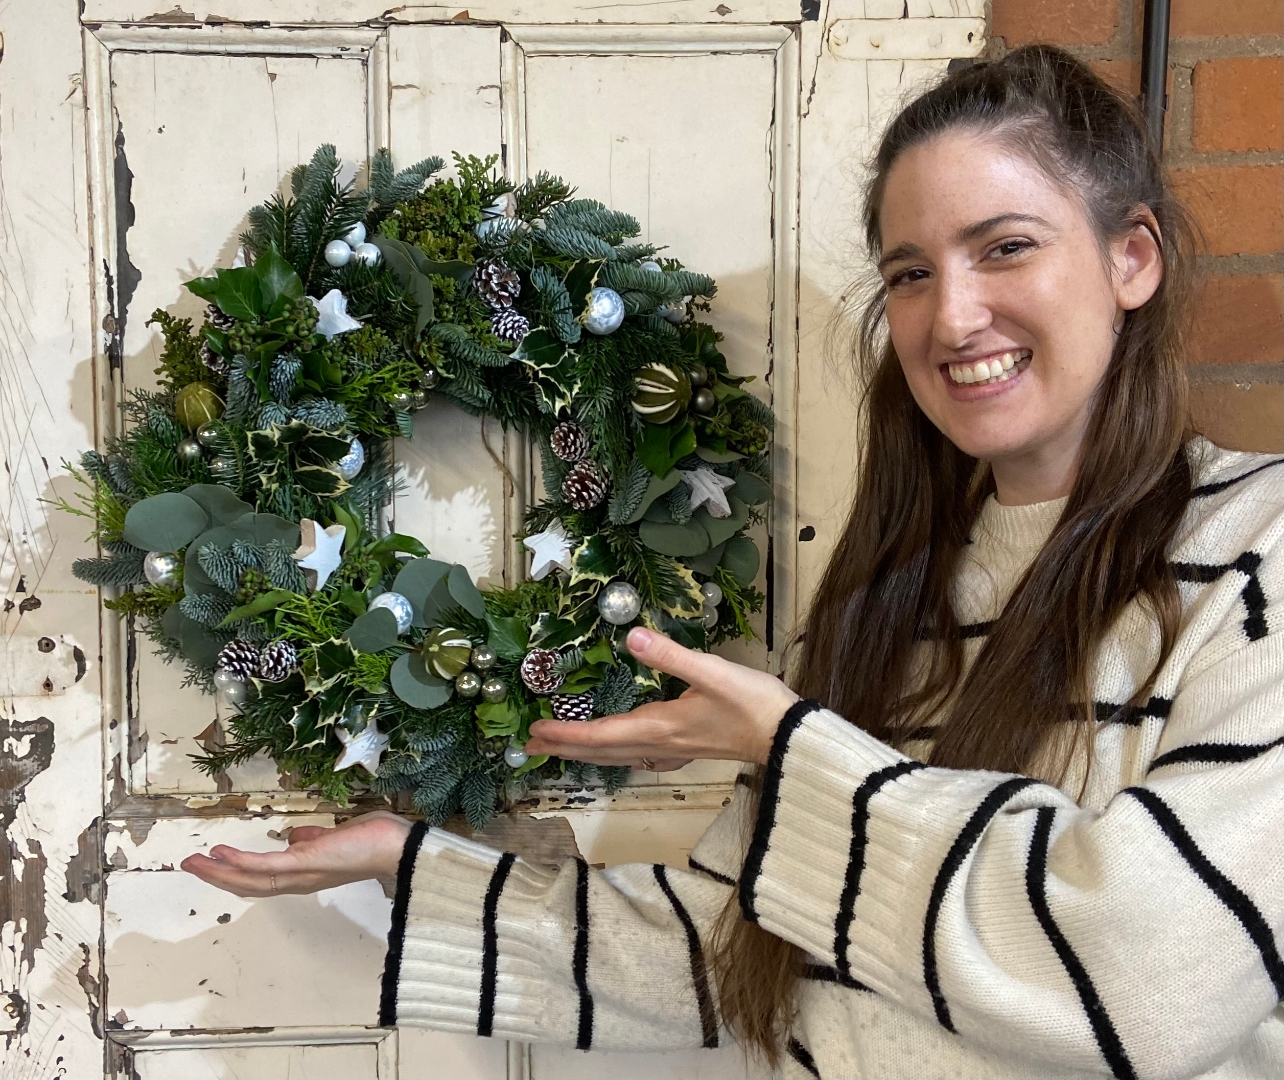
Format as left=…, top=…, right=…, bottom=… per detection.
left=63, top=146, right=773, bottom=829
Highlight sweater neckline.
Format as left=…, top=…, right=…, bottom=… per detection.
left=975, top=492, right=1069, bottom=552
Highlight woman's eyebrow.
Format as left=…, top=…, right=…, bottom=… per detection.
left=954, top=212, right=1054, bottom=243
left=877, top=242, right=924, bottom=274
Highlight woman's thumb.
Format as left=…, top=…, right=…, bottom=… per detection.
left=625, top=626, right=716, bottom=685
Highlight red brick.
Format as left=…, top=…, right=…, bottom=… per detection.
left=1171, top=0, right=1284, bottom=38
left=1171, top=164, right=1284, bottom=255
left=1189, top=382, right=1284, bottom=452
left=993, top=0, right=1119, bottom=47
left=1192, top=58, right=1284, bottom=153
left=1089, top=59, right=1139, bottom=95
left=1189, top=275, right=1284, bottom=365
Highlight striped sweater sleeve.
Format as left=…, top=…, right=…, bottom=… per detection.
left=740, top=535, right=1284, bottom=1078
left=381, top=821, right=735, bottom=1050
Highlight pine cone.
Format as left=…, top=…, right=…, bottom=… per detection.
left=549, top=420, right=589, bottom=462
left=550, top=692, right=594, bottom=722
left=490, top=308, right=530, bottom=343
left=207, top=303, right=236, bottom=332
left=199, top=340, right=229, bottom=377
left=561, top=459, right=609, bottom=510
left=520, top=648, right=564, bottom=694
left=257, top=639, right=299, bottom=682
left=216, top=639, right=261, bottom=681
left=475, top=260, right=521, bottom=309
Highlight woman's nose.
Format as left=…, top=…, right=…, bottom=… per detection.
left=932, top=267, right=992, bottom=350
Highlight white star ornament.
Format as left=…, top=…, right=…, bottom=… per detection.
left=333, top=718, right=390, bottom=774
left=680, top=468, right=737, bottom=518
left=523, top=520, right=575, bottom=580
left=292, top=519, right=347, bottom=591
left=309, top=289, right=363, bottom=339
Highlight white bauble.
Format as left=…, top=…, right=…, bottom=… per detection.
left=143, top=551, right=181, bottom=587
left=212, top=668, right=241, bottom=692
left=598, top=580, right=642, bottom=625
left=220, top=678, right=250, bottom=706
left=353, top=242, right=381, bottom=267
left=324, top=239, right=352, bottom=267
left=368, top=590, right=413, bottom=634
left=343, top=222, right=367, bottom=248
left=699, top=581, right=723, bottom=608
left=639, top=260, right=662, bottom=274
left=701, top=603, right=719, bottom=629
left=657, top=298, right=687, bottom=324
left=504, top=742, right=529, bottom=768
left=335, top=438, right=365, bottom=481
left=584, top=287, right=625, bottom=336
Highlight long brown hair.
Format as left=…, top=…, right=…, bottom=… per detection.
left=712, top=45, right=1199, bottom=1066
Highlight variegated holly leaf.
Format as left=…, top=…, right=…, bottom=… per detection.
left=569, top=535, right=618, bottom=587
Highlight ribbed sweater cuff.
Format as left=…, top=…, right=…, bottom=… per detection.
left=739, top=702, right=1011, bottom=991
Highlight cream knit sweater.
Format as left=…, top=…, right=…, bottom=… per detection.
left=381, top=436, right=1284, bottom=1080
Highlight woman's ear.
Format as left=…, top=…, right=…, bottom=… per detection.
left=1112, top=205, right=1164, bottom=312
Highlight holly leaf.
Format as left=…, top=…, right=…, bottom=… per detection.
left=312, top=637, right=358, bottom=682
left=562, top=259, right=604, bottom=316
left=569, top=535, right=618, bottom=587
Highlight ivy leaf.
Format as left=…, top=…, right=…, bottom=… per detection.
left=636, top=419, right=696, bottom=478
left=582, top=637, right=616, bottom=667
left=184, top=275, right=219, bottom=301
left=367, top=533, right=429, bottom=559
left=254, top=243, right=304, bottom=308
left=511, top=753, right=549, bottom=777
left=213, top=266, right=263, bottom=321
left=694, top=445, right=744, bottom=464
left=486, top=614, right=529, bottom=660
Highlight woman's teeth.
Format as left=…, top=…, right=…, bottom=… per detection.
left=946, top=350, right=1029, bottom=386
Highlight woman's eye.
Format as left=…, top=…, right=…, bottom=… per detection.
left=888, top=267, right=930, bottom=288
left=990, top=238, right=1033, bottom=259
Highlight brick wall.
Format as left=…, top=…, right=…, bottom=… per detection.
left=991, top=0, right=1284, bottom=452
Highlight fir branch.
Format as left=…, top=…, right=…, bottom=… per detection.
left=607, top=459, right=650, bottom=524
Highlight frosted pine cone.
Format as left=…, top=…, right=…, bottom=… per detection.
left=206, top=303, right=236, bottom=332
left=520, top=648, right=564, bottom=694
left=549, top=420, right=589, bottom=462
left=257, top=639, right=299, bottom=682
left=216, top=639, right=261, bottom=681
left=491, top=308, right=530, bottom=343
left=561, top=459, right=609, bottom=510
left=550, top=692, right=594, bottom=722
left=199, top=340, right=229, bottom=377
left=475, top=260, right=521, bottom=309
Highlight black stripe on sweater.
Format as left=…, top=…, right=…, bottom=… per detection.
left=740, top=698, right=820, bottom=923
left=688, top=855, right=738, bottom=889
left=923, top=777, right=1039, bottom=1032
left=653, top=864, right=719, bottom=1048
left=379, top=820, right=429, bottom=1027
left=834, top=761, right=925, bottom=980
left=1126, top=787, right=1284, bottom=999
left=1026, top=808, right=1137, bottom=1080
left=802, top=962, right=874, bottom=993
left=788, top=1036, right=821, bottom=1078
left=1173, top=551, right=1268, bottom=641
left=960, top=619, right=995, bottom=639
left=1148, top=735, right=1284, bottom=773
left=1093, top=696, right=1173, bottom=726
left=1191, top=457, right=1284, bottom=497
left=477, top=851, right=517, bottom=1038
left=573, top=859, right=594, bottom=1050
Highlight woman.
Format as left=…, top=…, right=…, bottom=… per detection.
left=183, top=46, right=1284, bottom=1079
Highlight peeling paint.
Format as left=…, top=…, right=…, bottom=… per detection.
left=0, top=837, right=48, bottom=973
left=75, top=943, right=102, bottom=1040
left=108, top=119, right=141, bottom=377
left=0, top=715, right=55, bottom=831
left=63, top=818, right=102, bottom=905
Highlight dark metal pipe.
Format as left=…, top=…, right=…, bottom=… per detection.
left=1140, top=0, right=1172, bottom=152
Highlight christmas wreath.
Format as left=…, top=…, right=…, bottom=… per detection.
left=65, top=146, right=773, bottom=828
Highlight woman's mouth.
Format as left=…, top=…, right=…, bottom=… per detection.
left=941, top=349, right=1032, bottom=390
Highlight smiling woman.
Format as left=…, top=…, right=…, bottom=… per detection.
left=184, top=46, right=1284, bottom=1080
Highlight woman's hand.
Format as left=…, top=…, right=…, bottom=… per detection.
left=524, top=626, right=799, bottom=769
left=180, top=810, right=411, bottom=897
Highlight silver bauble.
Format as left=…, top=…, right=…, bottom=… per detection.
left=176, top=436, right=203, bottom=463
left=368, top=590, right=413, bottom=634
left=343, top=222, right=367, bottom=248
left=143, top=551, right=181, bottom=588
left=353, top=242, right=381, bottom=267
left=420, top=365, right=441, bottom=390
left=335, top=438, right=365, bottom=481
left=702, top=603, right=719, bottom=629
left=689, top=363, right=709, bottom=388
left=691, top=387, right=716, bottom=414
left=210, top=455, right=237, bottom=480
left=598, top=580, right=642, bottom=625
left=657, top=298, right=686, bottom=324
left=195, top=420, right=221, bottom=447
left=212, top=668, right=241, bottom=692
left=639, top=260, right=662, bottom=274
left=504, top=742, right=529, bottom=768
left=455, top=671, right=483, bottom=698
left=390, top=391, right=414, bottom=412
left=324, top=239, right=353, bottom=267
left=700, top=580, right=723, bottom=607
left=470, top=644, right=497, bottom=671
left=220, top=678, right=250, bottom=706
left=584, top=287, right=625, bottom=336
left=481, top=677, right=508, bottom=703
left=410, top=389, right=428, bottom=409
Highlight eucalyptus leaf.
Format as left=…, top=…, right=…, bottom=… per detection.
left=390, top=652, right=453, bottom=709
left=343, top=607, right=400, bottom=653
left=162, top=603, right=224, bottom=670
left=123, top=493, right=210, bottom=553
left=639, top=519, right=711, bottom=557
left=393, top=558, right=452, bottom=627
left=695, top=496, right=749, bottom=548
left=447, top=563, right=487, bottom=619
left=181, top=484, right=253, bottom=527
left=693, top=445, right=745, bottom=464
left=624, top=468, right=683, bottom=524
left=731, top=471, right=772, bottom=505
left=721, top=535, right=761, bottom=586
left=685, top=540, right=726, bottom=578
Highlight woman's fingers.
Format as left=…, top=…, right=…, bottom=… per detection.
left=625, top=627, right=725, bottom=687
left=285, top=825, right=330, bottom=845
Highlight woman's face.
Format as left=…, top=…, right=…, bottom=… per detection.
left=877, top=129, right=1160, bottom=477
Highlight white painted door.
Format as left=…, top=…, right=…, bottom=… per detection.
left=0, top=2, right=982, bottom=1077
